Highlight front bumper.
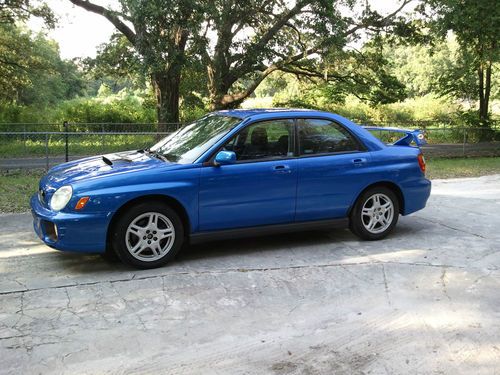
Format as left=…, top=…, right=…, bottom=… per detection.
left=30, top=194, right=111, bottom=253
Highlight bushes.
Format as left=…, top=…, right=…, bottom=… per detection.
left=0, top=87, right=156, bottom=125
left=272, top=92, right=460, bottom=126
left=0, top=85, right=211, bottom=126
left=54, top=88, right=156, bottom=124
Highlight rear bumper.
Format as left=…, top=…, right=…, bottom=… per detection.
left=401, top=178, right=431, bottom=215
left=30, top=194, right=110, bottom=253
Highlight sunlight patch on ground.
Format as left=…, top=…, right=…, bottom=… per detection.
left=0, top=244, right=55, bottom=259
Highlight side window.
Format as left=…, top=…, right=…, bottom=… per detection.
left=297, top=119, right=360, bottom=155
left=224, top=120, right=294, bottom=161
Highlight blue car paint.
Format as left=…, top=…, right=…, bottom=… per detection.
left=199, top=158, right=299, bottom=230
left=31, top=109, right=431, bottom=253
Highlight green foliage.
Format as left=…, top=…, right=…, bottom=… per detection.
left=0, top=0, right=55, bottom=27
left=83, top=33, right=143, bottom=86
left=0, top=88, right=156, bottom=124
left=423, top=0, right=499, bottom=60
left=383, top=39, right=457, bottom=98
left=55, top=89, right=155, bottom=124
left=419, top=0, right=499, bottom=124
left=0, top=23, right=86, bottom=108
left=313, top=41, right=409, bottom=105
left=0, top=0, right=498, bottom=133
left=269, top=68, right=460, bottom=124
left=197, top=0, right=414, bottom=110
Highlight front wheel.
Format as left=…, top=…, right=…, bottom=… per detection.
left=349, top=187, right=399, bottom=240
left=111, top=202, right=184, bottom=269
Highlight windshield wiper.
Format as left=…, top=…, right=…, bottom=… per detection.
left=142, top=148, right=169, bottom=162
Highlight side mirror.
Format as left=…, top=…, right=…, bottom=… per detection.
left=214, top=150, right=236, bottom=166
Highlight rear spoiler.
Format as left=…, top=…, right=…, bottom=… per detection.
left=363, top=126, right=427, bottom=147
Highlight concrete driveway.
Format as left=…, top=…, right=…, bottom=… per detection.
left=0, top=175, right=499, bottom=374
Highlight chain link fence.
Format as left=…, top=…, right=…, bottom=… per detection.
left=0, top=122, right=182, bottom=170
left=0, top=121, right=499, bottom=170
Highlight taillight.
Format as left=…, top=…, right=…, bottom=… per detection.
left=417, top=153, right=426, bottom=174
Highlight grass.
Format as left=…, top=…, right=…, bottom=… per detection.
left=0, top=157, right=499, bottom=213
left=0, top=169, right=43, bottom=213
left=426, top=157, right=500, bottom=179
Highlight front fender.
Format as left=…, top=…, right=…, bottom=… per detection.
left=71, top=167, right=201, bottom=232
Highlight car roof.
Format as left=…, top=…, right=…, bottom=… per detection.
left=214, top=108, right=326, bottom=119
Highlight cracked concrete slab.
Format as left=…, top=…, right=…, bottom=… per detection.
left=0, top=174, right=499, bottom=374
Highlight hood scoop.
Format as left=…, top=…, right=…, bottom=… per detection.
left=102, top=156, right=113, bottom=166
left=102, top=154, right=134, bottom=166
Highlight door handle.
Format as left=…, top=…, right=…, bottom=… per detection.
left=352, top=158, right=367, bottom=166
left=273, top=165, right=291, bottom=173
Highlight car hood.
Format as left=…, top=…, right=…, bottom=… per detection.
left=40, top=150, right=178, bottom=192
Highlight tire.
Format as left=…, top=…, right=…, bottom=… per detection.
left=349, top=186, right=399, bottom=240
left=110, top=201, right=184, bottom=269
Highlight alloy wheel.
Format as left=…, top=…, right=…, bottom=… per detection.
left=125, top=212, right=175, bottom=261
left=361, top=193, right=395, bottom=234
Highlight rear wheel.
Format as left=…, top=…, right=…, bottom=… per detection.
left=349, top=186, right=399, bottom=240
left=111, top=202, right=184, bottom=269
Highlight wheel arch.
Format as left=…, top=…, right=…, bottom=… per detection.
left=106, top=194, right=191, bottom=247
left=349, top=181, right=404, bottom=215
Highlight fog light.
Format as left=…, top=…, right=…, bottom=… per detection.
left=75, top=197, right=90, bottom=210
left=42, top=220, right=58, bottom=242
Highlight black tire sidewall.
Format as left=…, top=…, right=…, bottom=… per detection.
left=111, top=201, right=184, bottom=269
left=350, top=187, right=399, bottom=240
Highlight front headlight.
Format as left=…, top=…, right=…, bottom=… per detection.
left=50, top=185, right=73, bottom=211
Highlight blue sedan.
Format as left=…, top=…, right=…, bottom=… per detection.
left=31, top=109, right=431, bottom=268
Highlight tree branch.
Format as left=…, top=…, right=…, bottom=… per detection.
left=344, top=0, right=412, bottom=36
left=231, top=0, right=311, bottom=73
left=68, top=0, right=136, bottom=45
left=221, top=65, right=279, bottom=106
left=0, top=57, right=28, bottom=71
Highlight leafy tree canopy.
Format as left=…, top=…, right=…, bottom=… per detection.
left=0, top=0, right=55, bottom=26
left=0, top=23, right=85, bottom=106
left=418, top=0, right=499, bottom=124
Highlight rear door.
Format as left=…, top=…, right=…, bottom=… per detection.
left=199, top=119, right=297, bottom=231
left=295, top=118, right=372, bottom=221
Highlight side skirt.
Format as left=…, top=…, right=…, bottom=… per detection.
left=189, top=218, right=349, bottom=244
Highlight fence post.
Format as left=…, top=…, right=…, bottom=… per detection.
left=45, top=133, right=49, bottom=171
left=462, top=127, right=466, bottom=157
left=23, top=124, right=27, bottom=155
left=63, top=121, right=69, bottom=162
left=101, top=124, right=105, bottom=152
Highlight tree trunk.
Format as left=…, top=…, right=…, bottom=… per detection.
left=484, top=61, right=492, bottom=122
left=206, top=65, right=275, bottom=111
left=477, top=62, right=493, bottom=140
left=478, top=65, right=487, bottom=125
left=152, top=71, right=180, bottom=133
left=206, top=63, right=238, bottom=111
left=207, top=65, right=223, bottom=111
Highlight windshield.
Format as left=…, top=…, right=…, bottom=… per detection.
left=150, top=114, right=241, bottom=164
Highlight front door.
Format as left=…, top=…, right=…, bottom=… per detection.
left=199, top=119, right=297, bottom=231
